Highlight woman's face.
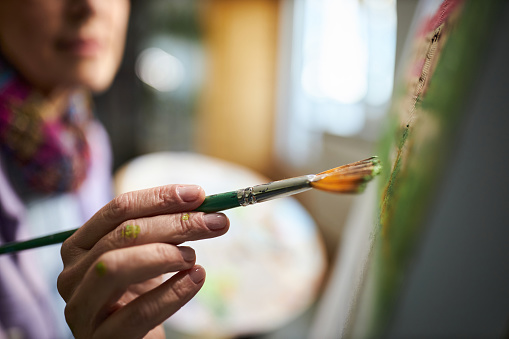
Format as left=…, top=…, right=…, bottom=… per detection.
left=0, top=0, right=130, bottom=94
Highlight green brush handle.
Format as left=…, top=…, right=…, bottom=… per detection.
left=194, top=191, right=240, bottom=213
left=0, top=191, right=240, bottom=255
left=0, top=229, right=77, bottom=255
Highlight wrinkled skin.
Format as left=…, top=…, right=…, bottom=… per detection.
left=0, top=1, right=230, bottom=338
left=57, top=184, right=229, bottom=338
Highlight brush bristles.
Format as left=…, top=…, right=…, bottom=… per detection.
left=310, top=156, right=382, bottom=193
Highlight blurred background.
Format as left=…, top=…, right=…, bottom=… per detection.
left=96, top=0, right=418, bottom=263
left=94, top=0, right=418, bottom=337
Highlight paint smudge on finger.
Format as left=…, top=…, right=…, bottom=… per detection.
left=121, top=224, right=141, bottom=239
left=182, top=213, right=189, bottom=221
left=95, top=261, right=107, bottom=277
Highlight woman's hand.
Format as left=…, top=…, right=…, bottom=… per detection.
left=57, top=184, right=229, bottom=339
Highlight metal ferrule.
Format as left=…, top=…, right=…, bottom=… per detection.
left=236, top=175, right=314, bottom=206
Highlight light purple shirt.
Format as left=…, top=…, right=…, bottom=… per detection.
left=0, top=120, right=113, bottom=339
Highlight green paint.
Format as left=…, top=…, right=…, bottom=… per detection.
left=362, top=158, right=383, bottom=182
left=356, top=183, right=367, bottom=193
left=372, top=161, right=383, bottom=177
left=95, top=261, right=107, bottom=277
left=122, top=224, right=141, bottom=239
left=358, top=1, right=506, bottom=337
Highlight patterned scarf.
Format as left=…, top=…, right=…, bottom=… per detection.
left=0, top=57, right=91, bottom=194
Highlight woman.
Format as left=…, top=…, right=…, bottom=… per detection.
left=0, top=1, right=229, bottom=338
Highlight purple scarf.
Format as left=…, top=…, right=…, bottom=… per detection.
left=0, top=57, right=91, bottom=194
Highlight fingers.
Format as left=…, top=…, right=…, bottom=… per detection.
left=60, top=211, right=229, bottom=285
left=71, top=185, right=206, bottom=249
left=93, top=212, right=229, bottom=252
left=63, top=243, right=197, bottom=331
left=94, top=266, right=205, bottom=339
left=58, top=184, right=229, bottom=338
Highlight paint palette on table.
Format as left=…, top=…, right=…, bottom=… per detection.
left=115, top=151, right=326, bottom=338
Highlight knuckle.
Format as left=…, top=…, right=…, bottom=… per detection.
left=64, top=299, right=78, bottom=325
left=57, top=270, right=70, bottom=299
left=94, top=252, right=119, bottom=277
left=106, top=193, right=136, bottom=220
left=155, top=186, right=171, bottom=204
left=60, top=239, right=72, bottom=261
left=175, top=214, right=195, bottom=237
left=113, top=220, right=142, bottom=247
left=153, top=185, right=177, bottom=209
left=57, top=266, right=83, bottom=303
left=128, top=300, right=159, bottom=325
left=194, top=213, right=209, bottom=230
left=152, top=243, right=176, bottom=262
left=170, top=279, right=192, bottom=301
left=60, top=238, right=82, bottom=264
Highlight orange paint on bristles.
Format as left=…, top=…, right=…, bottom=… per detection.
left=310, top=156, right=382, bottom=193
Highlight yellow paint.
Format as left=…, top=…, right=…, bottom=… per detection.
left=182, top=213, right=189, bottom=221
left=121, top=224, right=141, bottom=239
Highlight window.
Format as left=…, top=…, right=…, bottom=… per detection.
left=276, top=0, right=397, bottom=168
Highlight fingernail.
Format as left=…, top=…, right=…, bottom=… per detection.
left=177, top=185, right=202, bottom=202
left=203, top=213, right=228, bottom=230
left=179, top=246, right=195, bottom=262
left=189, top=265, right=205, bottom=284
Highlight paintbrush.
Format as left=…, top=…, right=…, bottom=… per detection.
left=0, top=156, right=381, bottom=255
